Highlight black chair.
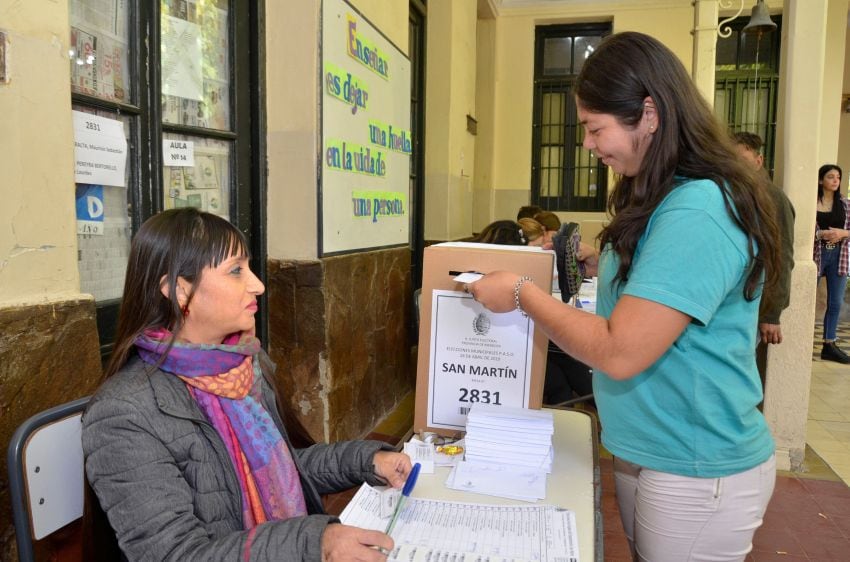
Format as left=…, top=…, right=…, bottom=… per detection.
left=7, top=397, right=90, bottom=561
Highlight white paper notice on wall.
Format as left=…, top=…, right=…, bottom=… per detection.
left=72, top=111, right=128, bottom=187
left=163, top=140, right=195, bottom=167
left=161, top=15, right=203, bottom=101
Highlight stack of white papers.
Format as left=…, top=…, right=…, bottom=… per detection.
left=465, top=404, right=554, bottom=471
left=446, top=404, right=554, bottom=501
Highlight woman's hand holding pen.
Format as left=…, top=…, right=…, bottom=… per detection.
left=373, top=451, right=413, bottom=488
left=319, top=453, right=411, bottom=560
left=321, top=524, right=393, bottom=561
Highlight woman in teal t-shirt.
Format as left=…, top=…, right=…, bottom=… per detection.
left=469, top=32, right=780, bottom=562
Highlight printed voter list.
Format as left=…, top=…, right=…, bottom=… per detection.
left=72, top=111, right=127, bottom=187
left=340, top=483, right=580, bottom=562
left=427, top=289, right=535, bottom=431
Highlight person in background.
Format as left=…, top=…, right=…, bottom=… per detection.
left=576, top=242, right=600, bottom=277
left=732, top=132, right=796, bottom=387
left=472, top=219, right=527, bottom=245
left=814, top=164, right=850, bottom=364
left=517, top=204, right=543, bottom=221
left=83, top=208, right=412, bottom=561
left=468, top=32, right=780, bottom=561
left=533, top=211, right=562, bottom=247
left=518, top=218, right=547, bottom=246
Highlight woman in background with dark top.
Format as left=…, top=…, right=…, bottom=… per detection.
left=815, top=164, right=850, bottom=363
left=83, top=208, right=411, bottom=561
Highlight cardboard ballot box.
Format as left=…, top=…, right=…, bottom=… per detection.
left=415, top=243, right=554, bottom=437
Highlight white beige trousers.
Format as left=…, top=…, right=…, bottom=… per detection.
left=613, top=454, right=776, bottom=562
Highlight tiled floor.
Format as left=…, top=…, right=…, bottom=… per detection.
left=807, top=320, right=850, bottom=485
left=328, top=321, right=850, bottom=560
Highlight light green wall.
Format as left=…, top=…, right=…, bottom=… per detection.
left=0, top=0, right=81, bottom=304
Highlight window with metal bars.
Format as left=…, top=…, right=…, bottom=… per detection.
left=69, top=0, right=263, bottom=359
left=531, top=23, right=611, bottom=212
left=714, top=16, right=781, bottom=177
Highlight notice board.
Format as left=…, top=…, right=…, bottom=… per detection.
left=321, top=0, right=411, bottom=254
left=415, top=243, right=555, bottom=438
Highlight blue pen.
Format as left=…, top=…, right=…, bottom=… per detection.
left=385, top=462, right=421, bottom=536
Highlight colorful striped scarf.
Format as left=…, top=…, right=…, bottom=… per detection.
left=135, top=329, right=307, bottom=528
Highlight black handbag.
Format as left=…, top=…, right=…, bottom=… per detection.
left=552, top=221, right=583, bottom=302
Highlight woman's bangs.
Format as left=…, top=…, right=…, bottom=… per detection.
left=203, top=218, right=249, bottom=267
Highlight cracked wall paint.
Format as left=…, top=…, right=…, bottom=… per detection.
left=0, top=2, right=80, bottom=303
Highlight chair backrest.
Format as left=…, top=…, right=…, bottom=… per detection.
left=7, top=397, right=90, bottom=562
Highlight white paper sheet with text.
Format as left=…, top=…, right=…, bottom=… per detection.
left=340, top=483, right=580, bottom=562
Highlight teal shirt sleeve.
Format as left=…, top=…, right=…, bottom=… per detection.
left=622, top=184, right=751, bottom=326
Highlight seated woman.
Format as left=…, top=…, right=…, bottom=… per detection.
left=533, top=211, right=562, bottom=248
left=518, top=218, right=547, bottom=247
left=472, top=219, right=527, bottom=245
left=82, top=208, right=412, bottom=561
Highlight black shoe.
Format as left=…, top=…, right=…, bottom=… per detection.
left=821, top=342, right=850, bottom=364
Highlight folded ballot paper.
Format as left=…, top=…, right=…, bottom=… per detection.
left=446, top=404, right=554, bottom=502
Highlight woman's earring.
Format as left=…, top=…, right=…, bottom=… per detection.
left=181, top=304, right=190, bottom=317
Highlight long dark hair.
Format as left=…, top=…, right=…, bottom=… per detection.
left=575, top=32, right=779, bottom=300
left=105, top=208, right=249, bottom=377
left=817, top=164, right=843, bottom=203
left=473, top=220, right=527, bottom=245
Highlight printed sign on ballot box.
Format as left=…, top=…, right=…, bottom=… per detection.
left=428, top=290, right=534, bottom=431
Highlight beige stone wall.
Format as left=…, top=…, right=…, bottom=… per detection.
left=267, top=248, right=415, bottom=443
left=0, top=298, right=103, bottom=559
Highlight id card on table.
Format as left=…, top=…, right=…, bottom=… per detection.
left=427, top=289, right=534, bottom=431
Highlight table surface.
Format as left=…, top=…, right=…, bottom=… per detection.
left=410, top=407, right=600, bottom=561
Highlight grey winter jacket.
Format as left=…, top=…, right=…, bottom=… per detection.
left=82, top=354, right=391, bottom=561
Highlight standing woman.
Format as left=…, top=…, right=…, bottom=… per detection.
left=815, top=164, right=850, bottom=363
left=83, top=208, right=411, bottom=561
left=469, top=32, right=780, bottom=561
